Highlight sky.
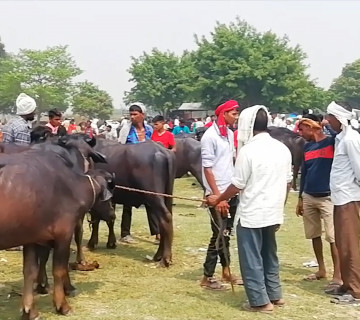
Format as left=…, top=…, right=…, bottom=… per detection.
left=0, top=0, right=359, bottom=108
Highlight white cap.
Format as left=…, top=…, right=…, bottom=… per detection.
left=16, top=93, right=36, bottom=115
left=130, top=102, right=146, bottom=113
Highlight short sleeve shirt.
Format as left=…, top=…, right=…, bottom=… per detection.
left=151, top=131, right=176, bottom=149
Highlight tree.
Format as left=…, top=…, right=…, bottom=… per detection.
left=0, top=45, right=81, bottom=115
left=330, top=59, right=360, bottom=109
left=0, top=37, right=6, bottom=59
left=192, top=18, right=325, bottom=112
left=72, top=81, right=113, bottom=119
left=124, top=49, right=196, bottom=116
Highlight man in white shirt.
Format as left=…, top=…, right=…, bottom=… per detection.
left=326, top=101, right=360, bottom=302
left=269, top=112, right=282, bottom=127
left=208, top=105, right=292, bottom=313
left=200, top=100, right=242, bottom=290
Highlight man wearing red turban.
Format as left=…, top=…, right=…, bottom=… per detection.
left=200, top=100, right=241, bottom=290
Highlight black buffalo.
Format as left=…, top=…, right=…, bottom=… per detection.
left=89, top=139, right=176, bottom=267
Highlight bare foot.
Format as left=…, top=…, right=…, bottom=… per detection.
left=243, top=302, right=274, bottom=313
left=271, top=299, right=285, bottom=306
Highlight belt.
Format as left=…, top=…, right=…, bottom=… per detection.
left=306, top=192, right=331, bottom=198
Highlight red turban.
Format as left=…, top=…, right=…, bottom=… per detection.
left=215, top=100, right=239, bottom=137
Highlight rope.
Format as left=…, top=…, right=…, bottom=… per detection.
left=114, top=185, right=205, bottom=203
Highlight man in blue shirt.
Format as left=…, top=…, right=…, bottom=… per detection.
left=172, top=119, right=190, bottom=135
left=296, top=115, right=342, bottom=291
left=118, top=103, right=153, bottom=243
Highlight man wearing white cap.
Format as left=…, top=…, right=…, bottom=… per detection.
left=326, top=101, right=360, bottom=303
left=208, top=106, right=292, bottom=313
left=2, top=93, right=36, bottom=145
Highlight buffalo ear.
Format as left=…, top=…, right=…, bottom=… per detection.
left=89, top=151, right=107, bottom=163
left=58, top=135, right=69, bottom=147
left=84, top=136, right=96, bottom=148
left=101, top=188, right=113, bottom=201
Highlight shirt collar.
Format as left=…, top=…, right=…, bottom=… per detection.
left=249, top=132, right=270, bottom=142
left=213, top=122, right=231, bottom=138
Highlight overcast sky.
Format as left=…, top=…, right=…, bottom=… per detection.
left=0, top=0, right=359, bottom=107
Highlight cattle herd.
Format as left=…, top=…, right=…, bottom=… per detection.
left=0, top=125, right=304, bottom=319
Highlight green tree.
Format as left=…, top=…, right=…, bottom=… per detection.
left=72, top=81, right=113, bottom=119
left=192, top=18, right=325, bottom=112
left=0, top=45, right=81, bottom=115
left=124, top=49, right=196, bottom=116
left=330, top=59, right=360, bottom=109
left=0, top=37, right=6, bottom=59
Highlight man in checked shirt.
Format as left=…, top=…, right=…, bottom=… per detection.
left=2, top=93, right=37, bottom=145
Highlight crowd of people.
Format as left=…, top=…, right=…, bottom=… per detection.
left=1, top=93, right=360, bottom=313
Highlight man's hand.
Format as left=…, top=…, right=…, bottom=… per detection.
left=296, top=198, right=304, bottom=216
left=216, top=201, right=230, bottom=217
left=321, top=119, right=329, bottom=127
left=207, top=195, right=220, bottom=207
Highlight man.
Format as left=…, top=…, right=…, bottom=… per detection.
left=200, top=100, right=242, bottom=291
left=285, top=118, right=295, bottom=131
left=151, top=115, right=176, bottom=151
left=208, top=105, right=292, bottom=313
left=269, top=112, right=282, bottom=127
left=172, top=119, right=190, bottom=135
left=67, top=119, right=77, bottom=134
left=2, top=93, right=36, bottom=145
left=204, top=115, right=216, bottom=128
left=325, top=101, right=360, bottom=303
left=84, top=120, right=95, bottom=138
left=118, top=103, right=153, bottom=244
left=296, top=116, right=342, bottom=290
left=45, top=109, right=62, bottom=135
left=104, top=125, right=118, bottom=141
left=174, top=116, right=180, bottom=127
left=193, top=118, right=204, bottom=132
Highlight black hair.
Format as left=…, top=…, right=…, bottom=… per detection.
left=253, top=109, right=268, bottom=132
left=302, top=109, right=310, bottom=116
left=152, top=115, right=164, bottom=123
left=335, top=101, right=352, bottom=112
left=317, top=114, right=324, bottom=122
left=106, top=125, right=112, bottom=130
left=48, top=109, right=62, bottom=119
left=129, top=105, right=143, bottom=113
left=179, top=119, right=185, bottom=124
left=303, top=114, right=321, bottom=123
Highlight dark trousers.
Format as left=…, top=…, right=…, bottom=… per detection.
left=120, top=205, right=160, bottom=238
left=203, top=197, right=237, bottom=278
left=334, top=201, right=360, bottom=298
left=237, top=223, right=282, bottom=307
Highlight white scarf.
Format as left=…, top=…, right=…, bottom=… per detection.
left=237, top=105, right=269, bottom=151
left=327, top=101, right=354, bottom=130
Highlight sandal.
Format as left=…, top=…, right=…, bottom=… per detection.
left=303, top=273, right=326, bottom=281
left=200, top=278, right=229, bottom=291
left=242, top=303, right=274, bottom=314
left=324, top=282, right=343, bottom=295
left=330, top=294, right=360, bottom=305
left=271, top=299, right=285, bottom=307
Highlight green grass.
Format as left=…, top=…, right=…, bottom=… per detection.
left=1, top=177, right=359, bottom=319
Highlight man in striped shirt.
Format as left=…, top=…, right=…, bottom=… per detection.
left=296, top=115, right=341, bottom=291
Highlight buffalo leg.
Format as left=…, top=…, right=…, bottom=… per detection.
left=74, top=218, right=85, bottom=264
left=35, top=245, right=50, bottom=295
left=153, top=203, right=173, bottom=267
left=106, top=219, right=117, bottom=249
left=87, top=219, right=100, bottom=250
left=52, top=239, right=72, bottom=315
left=22, top=244, right=39, bottom=320
left=292, top=164, right=300, bottom=191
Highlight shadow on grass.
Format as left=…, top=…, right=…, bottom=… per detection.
left=280, top=263, right=328, bottom=297
left=0, top=279, right=102, bottom=319
left=87, top=240, right=157, bottom=263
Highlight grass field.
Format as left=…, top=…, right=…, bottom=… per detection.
left=1, top=177, right=359, bottom=319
